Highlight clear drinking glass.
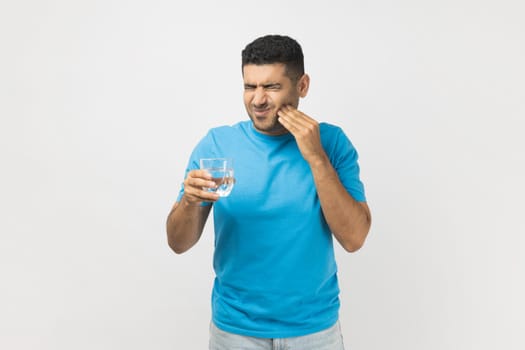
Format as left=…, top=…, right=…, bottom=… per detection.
left=199, top=158, right=234, bottom=197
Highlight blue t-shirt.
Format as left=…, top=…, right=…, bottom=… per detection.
left=177, top=120, right=366, bottom=338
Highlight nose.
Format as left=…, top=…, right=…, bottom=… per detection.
left=252, top=87, right=267, bottom=106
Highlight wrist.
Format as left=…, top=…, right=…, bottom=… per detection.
left=307, top=153, right=330, bottom=169
left=308, top=155, right=339, bottom=183
left=180, top=195, right=202, bottom=207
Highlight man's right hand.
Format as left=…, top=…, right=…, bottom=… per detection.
left=167, top=169, right=216, bottom=254
left=180, top=169, right=220, bottom=205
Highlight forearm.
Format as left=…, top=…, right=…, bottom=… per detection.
left=309, top=156, right=371, bottom=252
left=166, top=196, right=211, bottom=254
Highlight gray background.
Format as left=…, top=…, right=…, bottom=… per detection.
left=1, top=0, right=524, bottom=349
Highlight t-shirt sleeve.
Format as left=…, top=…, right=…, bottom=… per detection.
left=330, top=128, right=367, bottom=202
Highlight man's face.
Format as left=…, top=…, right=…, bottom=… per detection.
left=242, top=63, right=304, bottom=135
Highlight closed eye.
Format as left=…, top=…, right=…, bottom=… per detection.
left=264, top=84, right=281, bottom=90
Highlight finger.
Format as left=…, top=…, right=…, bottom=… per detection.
left=188, top=169, right=213, bottom=180
left=278, top=106, right=316, bottom=128
left=279, top=115, right=310, bottom=133
left=280, top=105, right=316, bottom=123
left=278, top=112, right=316, bottom=135
left=185, top=191, right=220, bottom=204
left=185, top=176, right=217, bottom=191
left=277, top=113, right=299, bottom=134
left=277, top=107, right=304, bottom=129
left=197, top=190, right=220, bottom=202
left=183, top=182, right=220, bottom=202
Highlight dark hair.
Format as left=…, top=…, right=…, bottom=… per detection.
left=242, top=35, right=304, bottom=81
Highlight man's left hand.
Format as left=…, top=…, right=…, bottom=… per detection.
left=277, top=105, right=327, bottom=165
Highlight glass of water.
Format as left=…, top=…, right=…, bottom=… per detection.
left=199, top=158, right=234, bottom=197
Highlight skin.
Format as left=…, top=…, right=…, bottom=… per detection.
left=166, top=63, right=371, bottom=254
left=242, top=63, right=306, bottom=135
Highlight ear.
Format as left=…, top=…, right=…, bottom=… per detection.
left=297, top=74, right=310, bottom=98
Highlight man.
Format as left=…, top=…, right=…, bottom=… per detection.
left=166, top=34, right=371, bottom=350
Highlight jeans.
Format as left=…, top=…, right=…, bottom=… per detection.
left=209, top=321, right=345, bottom=350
